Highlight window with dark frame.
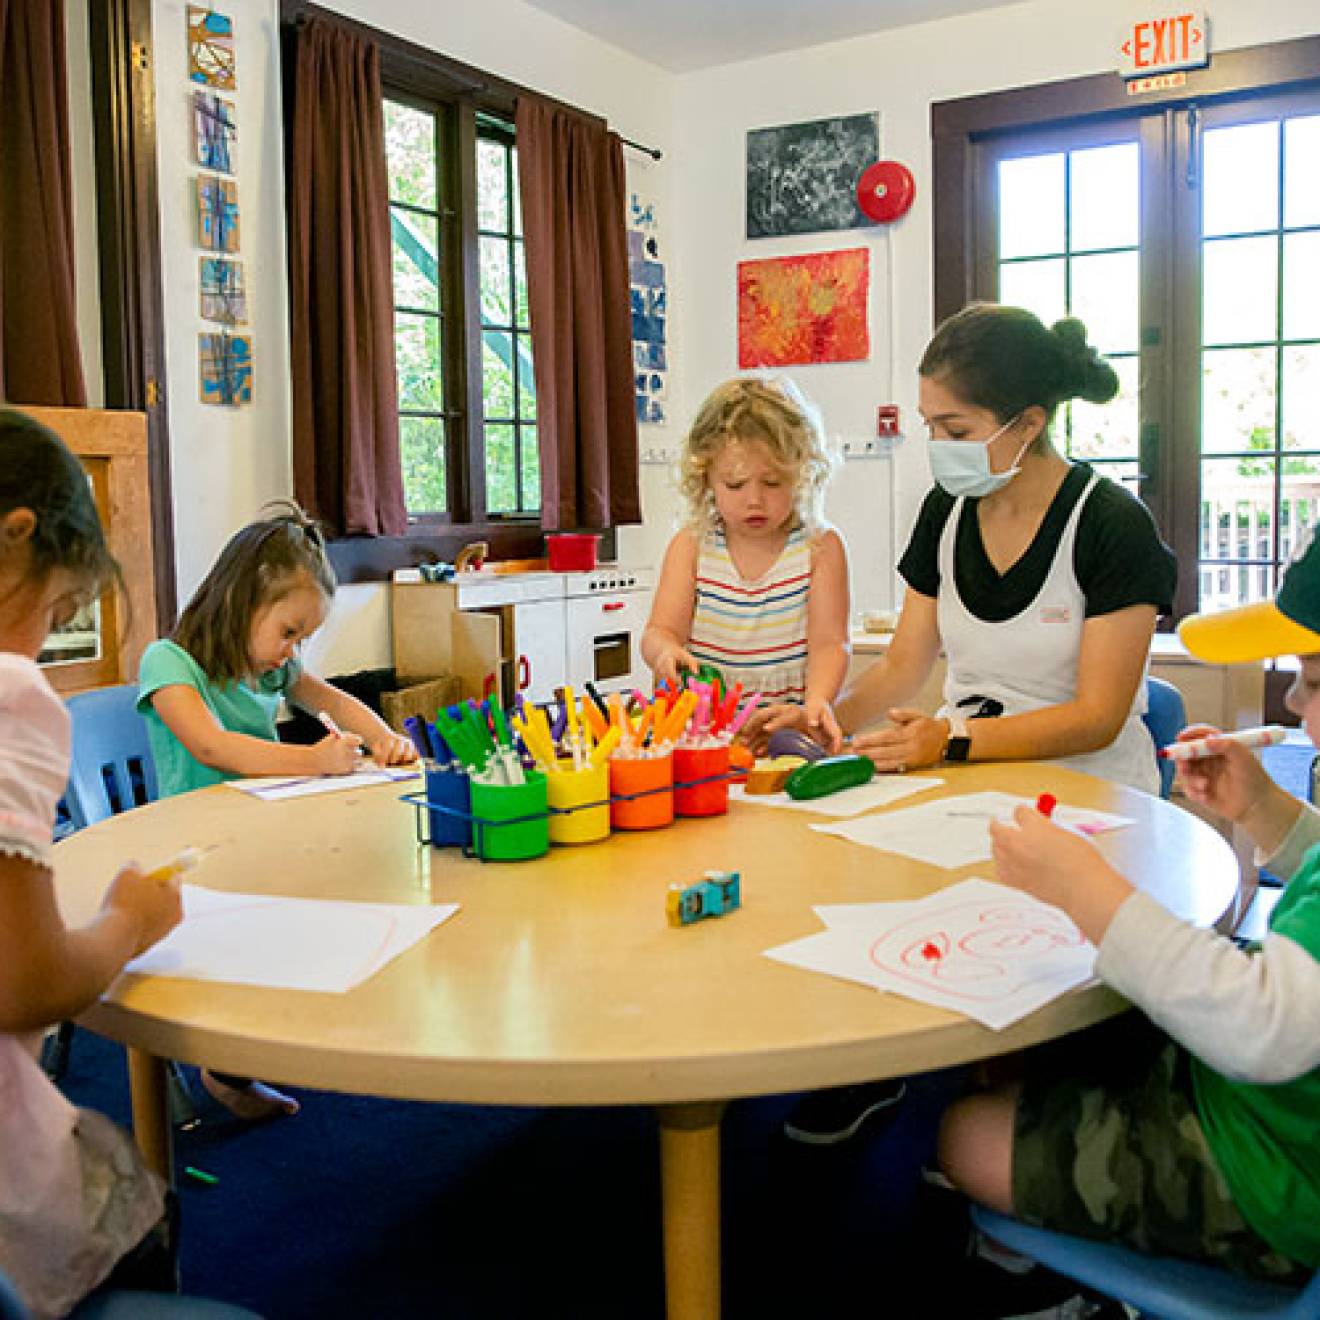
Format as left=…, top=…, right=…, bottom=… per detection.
left=932, top=36, right=1320, bottom=630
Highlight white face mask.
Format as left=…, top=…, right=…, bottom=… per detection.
left=928, top=413, right=1030, bottom=498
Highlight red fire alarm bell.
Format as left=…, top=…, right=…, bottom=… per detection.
left=857, top=160, right=915, bottom=224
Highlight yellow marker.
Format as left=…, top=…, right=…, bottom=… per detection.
left=563, top=686, right=580, bottom=742
left=145, top=847, right=203, bottom=884
left=588, top=726, right=621, bottom=767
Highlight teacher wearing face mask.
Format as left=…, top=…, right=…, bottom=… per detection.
left=829, top=302, right=1175, bottom=794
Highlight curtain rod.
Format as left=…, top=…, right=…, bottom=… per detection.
left=622, top=137, right=663, bottom=161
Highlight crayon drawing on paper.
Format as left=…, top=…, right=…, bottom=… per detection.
left=197, top=175, right=240, bottom=253
left=199, top=333, right=252, bottom=406
left=737, top=248, right=869, bottom=368
left=199, top=257, right=247, bottom=324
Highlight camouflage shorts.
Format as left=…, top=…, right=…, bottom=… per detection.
left=1013, top=1022, right=1306, bottom=1283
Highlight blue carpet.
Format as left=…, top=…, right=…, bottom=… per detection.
left=58, top=1030, right=966, bottom=1319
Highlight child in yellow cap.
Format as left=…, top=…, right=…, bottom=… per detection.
left=938, top=529, right=1320, bottom=1286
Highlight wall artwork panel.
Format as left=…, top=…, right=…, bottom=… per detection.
left=746, top=113, right=879, bottom=239
left=194, top=90, right=236, bottom=173
left=628, top=192, right=667, bottom=425
left=197, top=175, right=240, bottom=252
left=199, top=257, right=247, bottom=323
left=737, top=248, right=870, bottom=368
left=188, top=6, right=237, bottom=90
left=199, top=333, right=252, bottom=406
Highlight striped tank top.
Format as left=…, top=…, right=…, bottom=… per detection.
left=688, top=525, right=811, bottom=701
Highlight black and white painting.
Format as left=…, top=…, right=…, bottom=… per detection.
left=746, top=112, right=879, bottom=239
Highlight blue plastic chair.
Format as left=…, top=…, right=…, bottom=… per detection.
left=62, top=685, right=159, bottom=831
left=1142, top=675, right=1187, bottom=799
left=0, top=1265, right=264, bottom=1319
left=51, top=688, right=196, bottom=1123
left=973, top=1206, right=1320, bottom=1318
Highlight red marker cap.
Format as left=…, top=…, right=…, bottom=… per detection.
left=1035, top=792, right=1057, bottom=818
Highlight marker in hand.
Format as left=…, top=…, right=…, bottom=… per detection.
left=145, top=846, right=204, bottom=884
left=1160, top=725, right=1287, bottom=762
left=318, top=710, right=364, bottom=754
left=1035, top=792, right=1057, bottom=818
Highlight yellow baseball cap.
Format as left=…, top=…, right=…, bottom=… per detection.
left=1179, top=529, right=1320, bottom=663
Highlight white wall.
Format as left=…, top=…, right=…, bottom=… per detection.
left=665, top=0, right=1320, bottom=617
left=129, top=0, right=1319, bottom=674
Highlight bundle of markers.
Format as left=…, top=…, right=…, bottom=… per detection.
left=406, top=701, right=528, bottom=786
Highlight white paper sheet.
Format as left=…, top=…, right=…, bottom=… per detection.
left=730, top=775, right=943, bottom=817
left=124, top=885, right=458, bottom=993
left=225, top=765, right=420, bottom=801
left=766, top=878, right=1096, bottom=1030
left=810, top=790, right=1132, bottom=869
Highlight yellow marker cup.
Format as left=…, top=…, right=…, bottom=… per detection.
left=546, top=760, right=610, bottom=845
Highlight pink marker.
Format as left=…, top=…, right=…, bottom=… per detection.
left=1160, top=725, right=1287, bottom=762
left=725, top=693, right=763, bottom=738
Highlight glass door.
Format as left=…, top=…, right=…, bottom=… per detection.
left=1184, top=92, right=1320, bottom=614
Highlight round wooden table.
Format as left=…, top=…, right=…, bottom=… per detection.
left=53, top=762, right=1239, bottom=1319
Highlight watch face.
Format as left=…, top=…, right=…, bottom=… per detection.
left=945, top=736, right=972, bottom=763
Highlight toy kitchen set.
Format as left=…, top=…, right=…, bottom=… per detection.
left=391, top=542, right=654, bottom=707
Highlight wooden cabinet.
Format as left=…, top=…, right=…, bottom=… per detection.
left=25, top=407, right=156, bottom=696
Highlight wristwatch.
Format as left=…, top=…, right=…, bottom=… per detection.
left=944, top=713, right=972, bottom=763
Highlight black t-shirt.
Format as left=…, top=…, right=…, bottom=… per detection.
left=897, top=463, right=1177, bottom=623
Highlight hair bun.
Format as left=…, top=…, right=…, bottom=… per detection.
left=1049, top=317, right=1118, bottom=405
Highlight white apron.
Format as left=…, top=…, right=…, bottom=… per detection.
left=936, top=475, right=1158, bottom=795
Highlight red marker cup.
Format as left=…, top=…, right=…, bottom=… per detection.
left=1035, top=792, right=1057, bottom=819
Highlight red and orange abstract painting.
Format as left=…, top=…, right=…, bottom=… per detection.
left=737, top=248, right=870, bottom=368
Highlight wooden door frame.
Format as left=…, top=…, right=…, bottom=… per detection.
left=87, top=0, right=176, bottom=629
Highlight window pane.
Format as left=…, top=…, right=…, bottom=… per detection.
left=482, top=335, right=515, bottom=420
left=1280, top=461, right=1320, bottom=565
left=400, top=416, right=447, bottom=514
left=1203, top=121, right=1279, bottom=237
left=520, top=423, right=540, bottom=511
left=384, top=101, right=437, bottom=211
left=1201, top=347, right=1275, bottom=456
left=998, top=154, right=1064, bottom=259
left=392, top=209, right=439, bottom=312
left=477, top=139, right=508, bottom=231
left=1283, top=346, right=1320, bottom=451
left=485, top=423, right=516, bottom=512
left=395, top=313, right=444, bottom=411
left=1284, top=115, right=1320, bottom=228
left=1283, top=232, right=1320, bottom=341
left=1202, top=235, right=1278, bottom=346
left=517, top=331, right=537, bottom=419
left=514, top=240, right=529, bottom=328
left=998, top=258, right=1066, bottom=326
left=480, top=235, right=512, bottom=326
left=1199, top=456, right=1277, bottom=611
left=1069, top=356, right=1138, bottom=461
left=1070, top=251, right=1138, bottom=356
left=511, top=150, right=523, bottom=239
left=1070, top=143, right=1138, bottom=251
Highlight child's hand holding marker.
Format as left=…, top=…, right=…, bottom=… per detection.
left=315, top=710, right=365, bottom=774
left=1171, top=723, right=1302, bottom=849
left=102, top=847, right=197, bottom=957
left=989, top=795, right=1132, bottom=945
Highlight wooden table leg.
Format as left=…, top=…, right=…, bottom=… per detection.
left=656, top=1101, right=727, bottom=1320
left=127, top=1048, right=173, bottom=1180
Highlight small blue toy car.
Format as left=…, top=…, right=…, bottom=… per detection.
left=667, top=870, right=742, bottom=927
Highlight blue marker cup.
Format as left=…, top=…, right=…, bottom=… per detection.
left=469, top=770, right=549, bottom=861
left=424, top=761, right=472, bottom=848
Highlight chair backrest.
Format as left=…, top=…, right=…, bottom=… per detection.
left=62, top=685, right=158, bottom=831
left=1142, top=675, right=1187, bottom=799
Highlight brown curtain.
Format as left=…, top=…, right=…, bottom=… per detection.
left=287, top=16, right=405, bottom=537
left=517, top=96, right=640, bottom=531
left=0, top=0, right=86, bottom=405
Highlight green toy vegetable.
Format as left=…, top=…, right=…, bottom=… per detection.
left=784, top=754, right=876, bottom=800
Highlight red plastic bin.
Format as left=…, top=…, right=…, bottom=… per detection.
left=546, top=533, right=600, bottom=572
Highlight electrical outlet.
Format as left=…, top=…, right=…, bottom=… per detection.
left=842, top=437, right=885, bottom=459
left=640, top=445, right=672, bottom=466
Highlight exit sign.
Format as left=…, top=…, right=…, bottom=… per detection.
left=1118, top=11, right=1209, bottom=78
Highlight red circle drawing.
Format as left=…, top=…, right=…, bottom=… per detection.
left=857, top=160, right=916, bottom=224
